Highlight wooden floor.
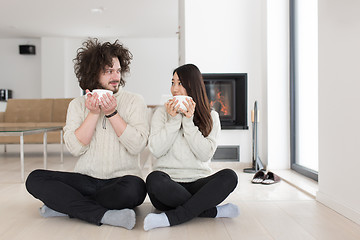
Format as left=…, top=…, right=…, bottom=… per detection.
left=1, top=144, right=360, bottom=240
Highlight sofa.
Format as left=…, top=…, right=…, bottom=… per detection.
left=0, top=98, right=73, bottom=144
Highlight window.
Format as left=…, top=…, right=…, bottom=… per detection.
left=290, top=0, right=318, bottom=181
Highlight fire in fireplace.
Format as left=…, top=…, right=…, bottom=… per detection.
left=207, top=80, right=235, bottom=121
left=203, top=73, right=248, bottom=129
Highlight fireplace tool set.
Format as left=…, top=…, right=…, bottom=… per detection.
left=244, top=101, right=264, bottom=173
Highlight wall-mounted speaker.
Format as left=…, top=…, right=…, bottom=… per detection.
left=19, top=45, right=36, bottom=55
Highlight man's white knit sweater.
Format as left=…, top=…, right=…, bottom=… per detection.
left=148, top=106, right=221, bottom=182
left=63, top=88, right=149, bottom=179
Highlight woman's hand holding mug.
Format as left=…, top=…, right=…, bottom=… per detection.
left=180, top=97, right=196, bottom=118
left=166, top=95, right=196, bottom=118
left=165, top=98, right=180, bottom=117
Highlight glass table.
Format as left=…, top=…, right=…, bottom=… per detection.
left=0, top=126, right=63, bottom=182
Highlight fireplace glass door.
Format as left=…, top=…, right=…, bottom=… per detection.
left=205, top=80, right=235, bottom=122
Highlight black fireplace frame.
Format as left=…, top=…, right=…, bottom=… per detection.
left=202, top=73, right=248, bottom=130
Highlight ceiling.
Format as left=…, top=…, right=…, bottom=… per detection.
left=0, top=0, right=178, bottom=39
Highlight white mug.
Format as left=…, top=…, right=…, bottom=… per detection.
left=171, top=95, right=192, bottom=112
left=85, top=89, right=113, bottom=102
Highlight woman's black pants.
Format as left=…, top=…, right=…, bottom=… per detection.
left=146, top=168, right=238, bottom=226
left=26, top=169, right=146, bottom=225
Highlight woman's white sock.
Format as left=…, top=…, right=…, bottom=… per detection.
left=144, top=212, right=170, bottom=231
left=216, top=203, right=239, bottom=218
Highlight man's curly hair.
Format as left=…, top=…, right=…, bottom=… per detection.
left=73, top=38, right=133, bottom=91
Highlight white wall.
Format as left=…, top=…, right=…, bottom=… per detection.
left=121, top=38, right=178, bottom=105
left=181, top=0, right=267, bottom=165
left=317, top=0, right=360, bottom=225
left=41, top=38, right=66, bottom=98
left=0, top=38, right=41, bottom=99
left=64, top=38, right=84, bottom=98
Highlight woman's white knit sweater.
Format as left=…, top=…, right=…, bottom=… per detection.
left=63, top=88, right=149, bottom=179
left=148, top=106, right=221, bottom=182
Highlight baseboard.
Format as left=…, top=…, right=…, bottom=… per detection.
left=316, top=191, right=360, bottom=225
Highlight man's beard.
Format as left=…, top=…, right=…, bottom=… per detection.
left=112, top=86, right=119, bottom=94
left=98, top=82, right=119, bottom=93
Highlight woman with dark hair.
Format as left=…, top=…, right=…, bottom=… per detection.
left=26, top=38, right=149, bottom=230
left=144, top=64, right=239, bottom=231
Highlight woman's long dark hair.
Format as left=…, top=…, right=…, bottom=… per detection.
left=173, top=64, right=213, bottom=137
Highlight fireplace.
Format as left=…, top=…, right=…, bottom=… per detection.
left=203, top=73, right=248, bottom=129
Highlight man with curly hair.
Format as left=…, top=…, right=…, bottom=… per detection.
left=25, top=38, right=149, bottom=230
